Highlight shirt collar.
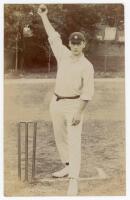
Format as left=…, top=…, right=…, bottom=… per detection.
left=70, top=53, right=85, bottom=61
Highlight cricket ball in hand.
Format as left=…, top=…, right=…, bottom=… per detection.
left=40, top=6, right=47, bottom=12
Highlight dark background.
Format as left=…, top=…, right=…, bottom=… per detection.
left=4, top=4, right=124, bottom=74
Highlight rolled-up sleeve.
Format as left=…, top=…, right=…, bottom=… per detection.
left=80, top=64, right=94, bottom=101
left=48, top=31, right=69, bottom=63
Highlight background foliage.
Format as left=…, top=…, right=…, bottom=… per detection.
left=4, top=4, right=124, bottom=71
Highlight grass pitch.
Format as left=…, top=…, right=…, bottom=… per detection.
left=4, top=78, right=125, bottom=196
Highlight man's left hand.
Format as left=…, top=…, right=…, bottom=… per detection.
left=72, top=112, right=82, bottom=126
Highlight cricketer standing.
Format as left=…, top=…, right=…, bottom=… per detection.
left=38, top=4, right=94, bottom=195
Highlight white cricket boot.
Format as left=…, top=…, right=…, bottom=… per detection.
left=67, top=178, right=78, bottom=196
left=52, top=165, right=69, bottom=178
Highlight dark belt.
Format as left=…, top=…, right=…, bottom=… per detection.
left=54, top=93, right=80, bottom=101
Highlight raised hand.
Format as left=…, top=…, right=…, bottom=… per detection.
left=37, top=4, right=48, bottom=17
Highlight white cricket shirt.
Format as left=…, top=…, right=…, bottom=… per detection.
left=48, top=31, right=94, bottom=100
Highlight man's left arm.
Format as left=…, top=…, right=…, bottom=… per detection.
left=72, top=64, right=94, bottom=126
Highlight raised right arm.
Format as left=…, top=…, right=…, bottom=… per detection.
left=38, top=4, right=70, bottom=62
left=38, top=5, right=56, bottom=37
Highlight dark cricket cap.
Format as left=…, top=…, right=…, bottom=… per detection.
left=69, top=32, right=86, bottom=44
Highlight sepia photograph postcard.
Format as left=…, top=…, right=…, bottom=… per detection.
left=3, top=0, right=128, bottom=198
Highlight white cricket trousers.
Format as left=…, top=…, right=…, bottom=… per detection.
left=50, top=95, right=84, bottom=178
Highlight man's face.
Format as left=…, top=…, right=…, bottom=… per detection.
left=69, top=41, right=86, bottom=56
